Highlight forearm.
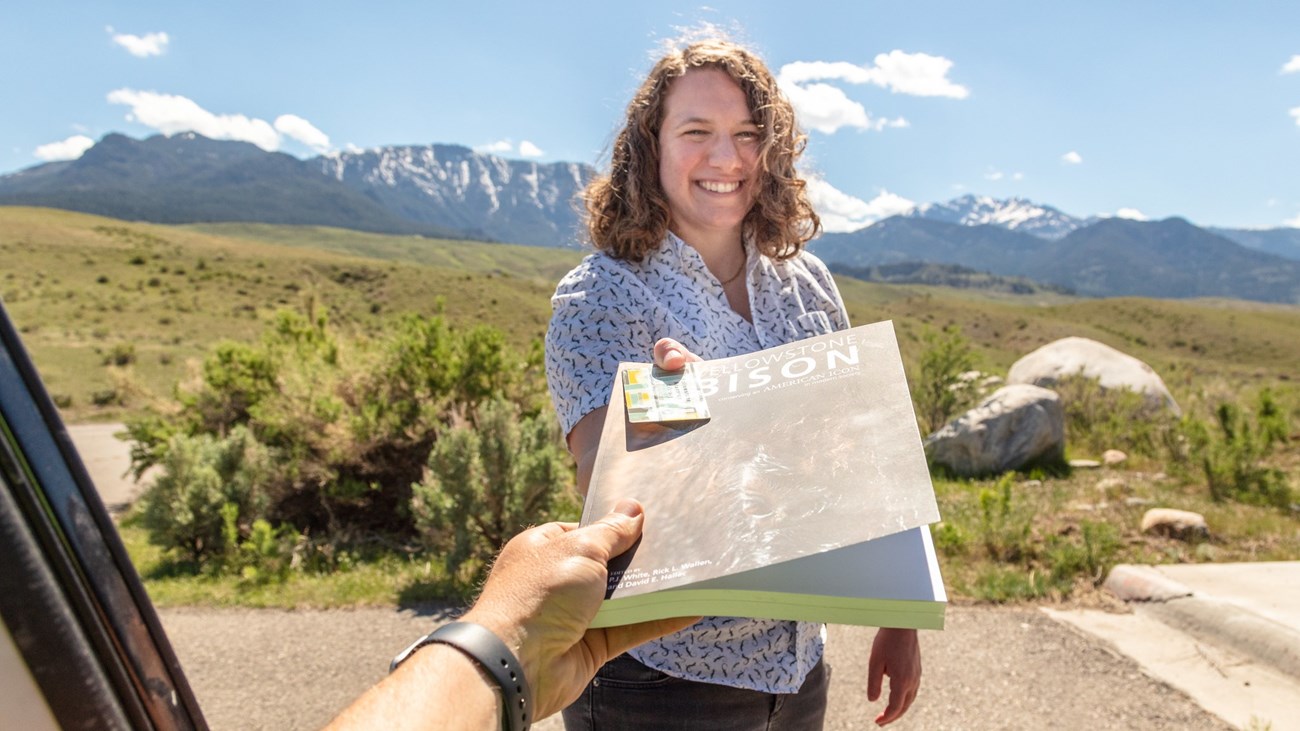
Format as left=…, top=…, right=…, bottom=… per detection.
left=322, top=644, right=499, bottom=731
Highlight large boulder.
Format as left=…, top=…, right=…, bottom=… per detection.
left=1007, top=337, right=1180, bottom=414
left=925, top=384, right=1065, bottom=477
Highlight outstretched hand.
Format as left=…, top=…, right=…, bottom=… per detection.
left=867, top=627, right=921, bottom=726
left=653, top=337, right=702, bottom=371
left=464, top=499, right=697, bottom=719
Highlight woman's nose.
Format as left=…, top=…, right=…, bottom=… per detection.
left=708, top=136, right=742, bottom=170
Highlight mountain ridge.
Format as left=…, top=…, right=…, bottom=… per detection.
left=3, top=131, right=1298, bottom=302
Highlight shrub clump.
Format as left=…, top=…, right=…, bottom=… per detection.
left=127, top=307, right=575, bottom=588
left=1172, top=389, right=1294, bottom=509
left=411, top=398, right=576, bottom=583
left=137, top=425, right=272, bottom=564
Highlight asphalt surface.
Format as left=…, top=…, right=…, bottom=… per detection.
left=71, top=424, right=1300, bottom=730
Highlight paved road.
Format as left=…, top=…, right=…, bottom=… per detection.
left=158, top=604, right=1232, bottom=731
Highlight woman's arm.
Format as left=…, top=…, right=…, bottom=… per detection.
left=567, top=406, right=607, bottom=497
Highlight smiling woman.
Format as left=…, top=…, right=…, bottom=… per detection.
left=544, top=37, right=922, bottom=730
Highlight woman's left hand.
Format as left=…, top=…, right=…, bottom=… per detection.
left=867, top=627, right=921, bottom=726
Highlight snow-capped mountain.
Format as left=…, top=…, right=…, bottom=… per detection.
left=319, top=144, right=593, bottom=246
left=0, top=133, right=595, bottom=247
left=904, top=194, right=1088, bottom=240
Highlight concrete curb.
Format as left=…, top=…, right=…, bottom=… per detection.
left=1105, top=564, right=1300, bottom=682
left=1103, top=564, right=1193, bottom=602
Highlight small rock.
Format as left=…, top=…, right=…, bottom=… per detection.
left=1020, top=479, right=1043, bottom=489
left=1125, top=497, right=1155, bottom=507
left=1141, top=508, right=1209, bottom=541
left=1102, top=449, right=1128, bottom=466
left=1069, top=459, right=1102, bottom=469
left=1095, top=477, right=1127, bottom=496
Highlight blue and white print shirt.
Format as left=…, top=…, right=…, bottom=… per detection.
left=544, top=232, right=850, bottom=693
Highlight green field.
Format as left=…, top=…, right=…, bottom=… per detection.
left=4, top=205, right=1297, bottom=607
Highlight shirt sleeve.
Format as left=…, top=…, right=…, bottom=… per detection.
left=799, top=250, right=851, bottom=331
left=544, top=257, right=653, bottom=436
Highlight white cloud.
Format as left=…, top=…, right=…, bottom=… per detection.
left=1115, top=208, right=1148, bottom=221
left=107, top=89, right=280, bottom=151
left=777, top=51, right=965, bottom=135
left=780, top=81, right=871, bottom=134
left=1282, top=55, right=1300, bottom=74
left=1284, top=212, right=1300, bottom=228
left=473, top=139, right=545, bottom=158
left=862, top=50, right=971, bottom=99
left=274, top=114, right=331, bottom=153
left=1012, top=172, right=1024, bottom=181
left=34, top=134, right=95, bottom=161
left=804, top=176, right=915, bottom=232
left=984, top=169, right=1004, bottom=182
left=1291, top=106, right=1300, bottom=126
left=475, top=139, right=514, bottom=155
left=779, top=81, right=911, bottom=134
left=1062, top=151, right=1083, bottom=164
left=109, top=29, right=169, bottom=58
left=779, top=52, right=969, bottom=99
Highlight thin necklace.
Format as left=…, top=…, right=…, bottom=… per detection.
left=718, top=255, right=746, bottom=286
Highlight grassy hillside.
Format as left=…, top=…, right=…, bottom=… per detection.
left=0, top=207, right=579, bottom=421
left=180, top=221, right=583, bottom=283
left=4, top=205, right=1298, bottom=425
left=835, top=277, right=1300, bottom=396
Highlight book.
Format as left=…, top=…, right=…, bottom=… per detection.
left=580, top=320, right=946, bottom=630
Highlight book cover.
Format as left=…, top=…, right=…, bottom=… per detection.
left=580, top=320, right=946, bottom=629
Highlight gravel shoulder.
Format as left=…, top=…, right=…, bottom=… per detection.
left=159, top=604, right=1230, bottom=731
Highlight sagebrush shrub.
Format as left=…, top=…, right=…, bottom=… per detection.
left=411, top=398, right=576, bottom=581
left=912, top=325, right=979, bottom=435
left=137, top=425, right=272, bottom=564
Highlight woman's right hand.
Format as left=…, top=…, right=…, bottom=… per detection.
left=653, top=338, right=702, bottom=371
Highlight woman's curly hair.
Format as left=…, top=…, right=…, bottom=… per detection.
left=583, top=39, right=820, bottom=261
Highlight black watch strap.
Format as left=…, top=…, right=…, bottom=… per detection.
left=390, top=621, right=532, bottom=731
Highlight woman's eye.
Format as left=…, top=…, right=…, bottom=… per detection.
left=737, top=130, right=760, bottom=141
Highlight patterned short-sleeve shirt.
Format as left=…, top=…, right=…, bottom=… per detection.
left=544, top=232, right=850, bottom=694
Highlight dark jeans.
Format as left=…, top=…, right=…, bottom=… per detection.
left=561, top=653, right=830, bottom=731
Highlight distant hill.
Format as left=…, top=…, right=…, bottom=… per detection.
left=810, top=217, right=1051, bottom=273
left=812, top=216, right=1300, bottom=303
left=0, top=133, right=452, bottom=237
left=1042, top=217, right=1300, bottom=301
left=827, top=261, right=1074, bottom=295
left=1211, top=226, right=1300, bottom=261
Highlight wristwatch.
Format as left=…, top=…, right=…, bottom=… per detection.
left=390, top=621, right=532, bottom=731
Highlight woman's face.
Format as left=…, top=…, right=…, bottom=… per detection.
left=657, top=68, right=761, bottom=248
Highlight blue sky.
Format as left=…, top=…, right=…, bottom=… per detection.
left=4, top=1, right=1300, bottom=231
